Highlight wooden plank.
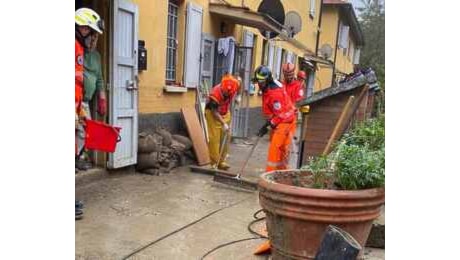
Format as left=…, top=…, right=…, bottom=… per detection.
left=181, top=107, right=211, bottom=165
left=337, top=85, right=370, bottom=138
left=308, top=123, right=337, bottom=131
left=322, top=96, right=355, bottom=155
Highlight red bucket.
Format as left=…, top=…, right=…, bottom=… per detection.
left=84, top=119, right=121, bottom=153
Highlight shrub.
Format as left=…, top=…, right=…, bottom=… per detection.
left=302, top=115, right=385, bottom=190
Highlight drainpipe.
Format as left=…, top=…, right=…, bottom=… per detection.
left=332, top=8, right=341, bottom=87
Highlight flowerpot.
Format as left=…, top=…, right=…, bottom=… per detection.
left=258, top=170, right=385, bottom=260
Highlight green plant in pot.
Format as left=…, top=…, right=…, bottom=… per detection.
left=258, top=115, right=385, bottom=260
left=305, top=114, right=385, bottom=190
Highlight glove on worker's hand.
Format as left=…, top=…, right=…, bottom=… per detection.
left=97, top=97, right=107, bottom=116
left=257, top=121, right=273, bottom=137
left=223, top=123, right=230, bottom=132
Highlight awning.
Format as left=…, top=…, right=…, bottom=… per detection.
left=209, top=3, right=284, bottom=36
left=209, top=3, right=315, bottom=56
left=303, top=55, right=334, bottom=67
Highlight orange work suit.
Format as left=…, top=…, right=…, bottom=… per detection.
left=75, top=39, right=84, bottom=115
left=284, top=79, right=305, bottom=105
left=75, top=38, right=85, bottom=155
left=261, top=80, right=297, bottom=172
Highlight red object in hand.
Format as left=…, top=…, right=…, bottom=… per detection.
left=85, top=119, right=121, bottom=153
left=97, top=97, right=107, bottom=116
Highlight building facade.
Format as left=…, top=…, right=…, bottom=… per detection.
left=75, top=0, right=363, bottom=169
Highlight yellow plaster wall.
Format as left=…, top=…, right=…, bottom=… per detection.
left=132, top=0, right=195, bottom=114
left=335, top=34, right=356, bottom=75
left=315, top=7, right=338, bottom=91
left=133, top=0, right=323, bottom=113
left=315, top=5, right=357, bottom=91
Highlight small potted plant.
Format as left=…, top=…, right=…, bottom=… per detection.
left=258, top=115, right=385, bottom=260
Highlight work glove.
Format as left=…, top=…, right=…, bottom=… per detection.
left=223, top=123, right=230, bottom=132
left=97, top=97, right=107, bottom=116
left=257, top=121, right=272, bottom=137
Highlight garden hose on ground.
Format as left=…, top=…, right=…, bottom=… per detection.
left=120, top=197, right=252, bottom=260
left=200, top=209, right=268, bottom=260
left=247, top=209, right=268, bottom=238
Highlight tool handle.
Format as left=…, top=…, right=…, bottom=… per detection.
left=238, top=136, right=261, bottom=177
left=215, top=131, right=228, bottom=168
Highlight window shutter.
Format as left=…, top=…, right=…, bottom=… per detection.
left=268, top=42, right=275, bottom=70
left=353, top=48, right=361, bottom=64
left=184, top=3, right=203, bottom=88
left=339, top=25, right=349, bottom=49
left=310, top=0, right=316, bottom=17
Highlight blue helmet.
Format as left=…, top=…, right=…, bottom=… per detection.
left=253, top=65, right=273, bottom=83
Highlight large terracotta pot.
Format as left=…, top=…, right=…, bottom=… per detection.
left=258, top=170, right=384, bottom=260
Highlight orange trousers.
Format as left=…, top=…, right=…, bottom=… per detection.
left=266, top=118, right=297, bottom=172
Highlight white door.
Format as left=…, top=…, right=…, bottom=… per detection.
left=184, top=2, right=203, bottom=88
left=200, top=33, right=215, bottom=91
left=108, top=0, right=139, bottom=169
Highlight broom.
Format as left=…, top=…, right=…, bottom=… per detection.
left=212, top=135, right=261, bottom=191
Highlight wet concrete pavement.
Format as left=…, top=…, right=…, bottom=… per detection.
left=76, top=168, right=269, bottom=260
left=76, top=136, right=384, bottom=259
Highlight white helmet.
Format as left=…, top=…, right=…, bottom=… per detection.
left=75, top=8, right=104, bottom=34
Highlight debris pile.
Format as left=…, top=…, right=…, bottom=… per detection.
left=136, top=127, right=193, bottom=175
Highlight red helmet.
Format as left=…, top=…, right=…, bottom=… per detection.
left=221, top=74, right=240, bottom=96
left=282, top=63, right=296, bottom=77
left=297, top=70, right=307, bottom=80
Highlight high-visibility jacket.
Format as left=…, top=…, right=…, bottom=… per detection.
left=75, top=39, right=84, bottom=114
left=208, top=75, right=239, bottom=115
left=284, top=79, right=304, bottom=104
left=262, top=80, right=296, bottom=127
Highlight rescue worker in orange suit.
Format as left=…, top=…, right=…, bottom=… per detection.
left=282, top=63, right=305, bottom=105
left=297, top=70, right=308, bottom=97
left=254, top=65, right=297, bottom=172
left=75, top=7, right=104, bottom=220
left=205, top=74, right=241, bottom=170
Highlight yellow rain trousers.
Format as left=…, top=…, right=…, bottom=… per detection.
left=205, top=109, right=231, bottom=166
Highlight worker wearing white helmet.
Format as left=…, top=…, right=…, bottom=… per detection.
left=75, top=7, right=103, bottom=220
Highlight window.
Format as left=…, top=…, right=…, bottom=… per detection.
left=309, top=0, right=316, bottom=18
left=261, top=39, right=267, bottom=65
left=353, top=48, right=361, bottom=65
left=165, top=0, right=179, bottom=82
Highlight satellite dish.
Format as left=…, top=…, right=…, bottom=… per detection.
left=319, top=44, right=333, bottom=60
left=284, top=11, right=302, bottom=37
left=257, top=0, right=285, bottom=39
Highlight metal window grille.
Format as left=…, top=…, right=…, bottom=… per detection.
left=166, top=1, right=178, bottom=82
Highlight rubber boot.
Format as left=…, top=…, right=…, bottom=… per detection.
left=254, top=240, right=271, bottom=255
left=76, top=208, right=84, bottom=220
left=218, top=162, right=230, bottom=171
